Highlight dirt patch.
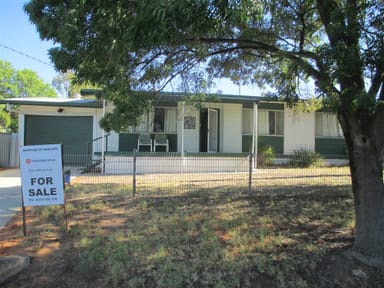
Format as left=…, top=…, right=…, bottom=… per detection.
left=0, top=208, right=102, bottom=288
left=310, top=252, right=384, bottom=288
left=1, top=207, right=382, bottom=288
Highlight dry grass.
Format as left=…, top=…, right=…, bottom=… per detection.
left=1, top=167, right=358, bottom=288
left=70, top=166, right=351, bottom=195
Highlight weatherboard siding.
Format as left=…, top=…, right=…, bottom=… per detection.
left=315, top=137, right=347, bottom=157
left=284, top=108, right=315, bottom=154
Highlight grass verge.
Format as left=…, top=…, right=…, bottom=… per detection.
left=12, top=167, right=354, bottom=288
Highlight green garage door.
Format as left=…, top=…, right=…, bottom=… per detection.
left=24, top=115, right=93, bottom=165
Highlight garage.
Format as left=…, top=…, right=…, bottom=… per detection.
left=24, top=115, right=94, bottom=164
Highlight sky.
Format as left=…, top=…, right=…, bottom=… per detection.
left=0, top=0, right=262, bottom=97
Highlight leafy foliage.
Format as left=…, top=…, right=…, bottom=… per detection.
left=0, top=60, right=57, bottom=98
left=0, top=59, right=57, bottom=131
left=258, top=145, right=275, bottom=167
left=24, top=0, right=384, bottom=129
left=289, top=149, right=325, bottom=168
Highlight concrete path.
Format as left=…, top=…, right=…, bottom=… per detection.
left=0, top=169, right=21, bottom=230
left=0, top=170, right=30, bottom=285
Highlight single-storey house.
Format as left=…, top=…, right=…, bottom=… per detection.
left=0, top=92, right=346, bottom=172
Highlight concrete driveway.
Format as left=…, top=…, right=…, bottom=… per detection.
left=0, top=169, right=21, bottom=230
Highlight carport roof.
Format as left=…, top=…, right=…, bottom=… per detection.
left=0, top=97, right=103, bottom=108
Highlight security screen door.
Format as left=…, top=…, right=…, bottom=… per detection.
left=208, top=109, right=218, bottom=152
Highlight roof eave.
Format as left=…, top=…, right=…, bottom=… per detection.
left=0, top=98, right=103, bottom=108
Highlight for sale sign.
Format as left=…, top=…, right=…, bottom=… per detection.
left=20, top=144, right=65, bottom=206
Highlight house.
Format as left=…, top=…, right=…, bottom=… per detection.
left=0, top=92, right=346, bottom=171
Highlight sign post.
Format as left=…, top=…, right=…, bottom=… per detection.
left=19, top=144, right=67, bottom=236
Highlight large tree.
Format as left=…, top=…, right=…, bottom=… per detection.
left=0, top=59, right=57, bottom=131
left=25, top=1, right=384, bottom=264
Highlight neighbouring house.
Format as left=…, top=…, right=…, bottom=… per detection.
left=0, top=92, right=346, bottom=172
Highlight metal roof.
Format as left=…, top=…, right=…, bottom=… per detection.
left=0, top=97, right=103, bottom=108
left=81, top=89, right=277, bottom=105
left=0, top=92, right=280, bottom=109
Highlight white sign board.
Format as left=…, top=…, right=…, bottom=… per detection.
left=20, top=144, right=65, bottom=206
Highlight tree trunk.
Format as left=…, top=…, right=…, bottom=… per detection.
left=344, top=120, right=384, bottom=265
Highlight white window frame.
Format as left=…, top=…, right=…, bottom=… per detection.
left=242, top=108, right=254, bottom=135
left=130, top=107, right=177, bottom=133
left=258, top=110, right=284, bottom=136
left=315, top=112, right=343, bottom=137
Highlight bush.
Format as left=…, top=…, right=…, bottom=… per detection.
left=289, top=149, right=325, bottom=168
left=258, top=145, right=275, bottom=167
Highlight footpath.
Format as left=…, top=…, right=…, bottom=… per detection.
left=0, top=169, right=30, bottom=284
left=0, top=169, right=21, bottom=229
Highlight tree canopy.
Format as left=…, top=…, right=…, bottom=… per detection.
left=25, top=1, right=384, bottom=104
left=25, top=0, right=384, bottom=264
left=0, top=59, right=57, bottom=131
left=0, top=60, right=57, bottom=99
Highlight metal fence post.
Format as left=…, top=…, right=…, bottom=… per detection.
left=133, top=149, right=137, bottom=197
left=248, top=152, right=253, bottom=193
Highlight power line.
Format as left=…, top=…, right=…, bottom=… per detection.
left=0, top=42, right=55, bottom=67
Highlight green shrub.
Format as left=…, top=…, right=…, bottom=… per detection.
left=258, top=145, right=275, bottom=167
left=289, top=149, right=325, bottom=168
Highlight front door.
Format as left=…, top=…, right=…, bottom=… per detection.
left=208, top=109, right=218, bottom=152
left=200, top=108, right=219, bottom=152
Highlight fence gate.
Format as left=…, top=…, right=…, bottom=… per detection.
left=0, top=133, right=19, bottom=168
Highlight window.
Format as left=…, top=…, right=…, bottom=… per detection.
left=242, top=109, right=253, bottom=134
left=258, top=110, right=284, bottom=136
left=153, top=108, right=165, bottom=132
left=133, top=107, right=177, bottom=133
left=132, top=113, right=152, bottom=133
left=315, top=112, right=342, bottom=137
left=243, top=109, right=284, bottom=135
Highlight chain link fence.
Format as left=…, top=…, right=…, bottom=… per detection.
left=63, top=152, right=352, bottom=200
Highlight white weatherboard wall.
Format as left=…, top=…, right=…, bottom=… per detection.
left=178, top=102, right=243, bottom=153
left=284, top=108, right=315, bottom=154
left=104, top=155, right=249, bottom=174
left=106, top=131, right=120, bottom=152
left=102, top=101, right=119, bottom=153
left=94, top=104, right=106, bottom=153
left=221, top=103, right=242, bottom=153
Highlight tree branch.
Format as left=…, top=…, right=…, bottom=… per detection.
left=316, top=0, right=346, bottom=46
left=189, top=36, right=340, bottom=95
left=298, top=12, right=306, bottom=52
left=195, top=37, right=316, bottom=59
left=368, top=68, right=384, bottom=98
left=379, top=84, right=384, bottom=101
